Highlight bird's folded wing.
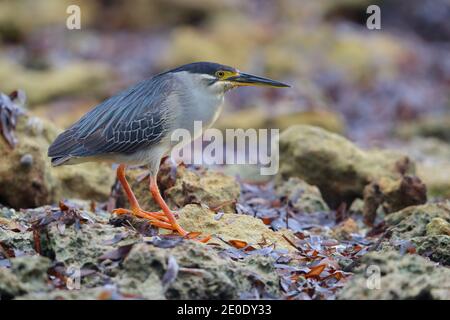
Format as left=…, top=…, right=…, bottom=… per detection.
left=48, top=75, right=176, bottom=159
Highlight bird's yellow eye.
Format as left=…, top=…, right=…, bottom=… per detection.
left=216, top=71, right=225, bottom=78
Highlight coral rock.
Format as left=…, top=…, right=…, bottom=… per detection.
left=363, top=175, right=427, bottom=225
left=338, top=251, right=450, bottom=300
left=278, top=125, right=417, bottom=210
left=0, top=114, right=114, bottom=209
left=117, top=164, right=241, bottom=213
left=275, top=177, right=329, bottom=213
left=177, top=204, right=292, bottom=250
left=116, top=241, right=281, bottom=299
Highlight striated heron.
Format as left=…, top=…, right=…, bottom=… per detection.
left=48, top=62, right=289, bottom=241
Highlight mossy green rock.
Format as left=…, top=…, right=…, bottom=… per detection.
left=42, top=221, right=139, bottom=267
left=338, top=251, right=450, bottom=300
left=275, top=177, right=329, bottom=213
left=0, top=114, right=114, bottom=209
left=384, top=202, right=450, bottom=265
left=116, top=241, right=281, bottom=299
left=385, top=202, right=450, bottom=240
left=3, top=206, right=284, bottom=300
left=0, top=267, right=26, bottom=300
left=412, top=235, right=450, bottom=265
left=0, top=255, right=51, bottom=299
left=278, top=125, right=416, bottom=208
left=10, top=255, right=51, bottom=292
left=0, top=225, right=35, bottom=255
left=426, top=217, right=450, bottom=236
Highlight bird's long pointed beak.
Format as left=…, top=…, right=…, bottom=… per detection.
left=228, top=72, right=290, bottom=88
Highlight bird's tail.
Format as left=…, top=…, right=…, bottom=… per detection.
left=50, top=155, right=73, bottom=167
left=48, top=128, right=82, bottom=166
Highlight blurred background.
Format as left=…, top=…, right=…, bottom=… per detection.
left=0, top=0, right=449, bottom=197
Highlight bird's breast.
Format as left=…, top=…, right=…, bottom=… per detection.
left=176, top=90, right=224, bottom=140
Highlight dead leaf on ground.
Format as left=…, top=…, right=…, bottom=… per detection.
left=162, top=255, right=179, bottom=290
left=0, top=217, right=26, bottom=232
left=305, top=264, right=326, bottom=279
left=98, top=244, right=134, bottom=261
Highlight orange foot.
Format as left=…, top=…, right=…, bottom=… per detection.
left=113, top=164, right=211, bottom=243
left=113, top=207, right=210, bottom=243
left=112, top=207, right=174, bottom=230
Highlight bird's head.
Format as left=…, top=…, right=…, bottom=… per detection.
left=167, top=62, right=290, bottom=94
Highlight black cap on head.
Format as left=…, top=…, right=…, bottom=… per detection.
left=168, top=62, right=237, bottom=76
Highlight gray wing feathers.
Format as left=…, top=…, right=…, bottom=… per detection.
left=48, top=74, right=176, bottom=161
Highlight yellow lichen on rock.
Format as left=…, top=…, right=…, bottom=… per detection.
left=426, top=218, right=450, bottom=236
left=165, top=165, right=240, bottom=212
left=177, top=204, right=293, bottom=251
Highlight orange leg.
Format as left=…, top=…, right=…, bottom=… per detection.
left=112, top=164, right=210, bottom=242
left=149, top=175, right=211, bottom=243
left=149, top=175, right=186, bottom=236
left=112, top=164, right=173, bottom=230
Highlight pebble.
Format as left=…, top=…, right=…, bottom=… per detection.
left=20, top=154, right=33, bottom=167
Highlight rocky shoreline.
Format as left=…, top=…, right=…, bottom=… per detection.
left=1, top=105, right=449, bottom=299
